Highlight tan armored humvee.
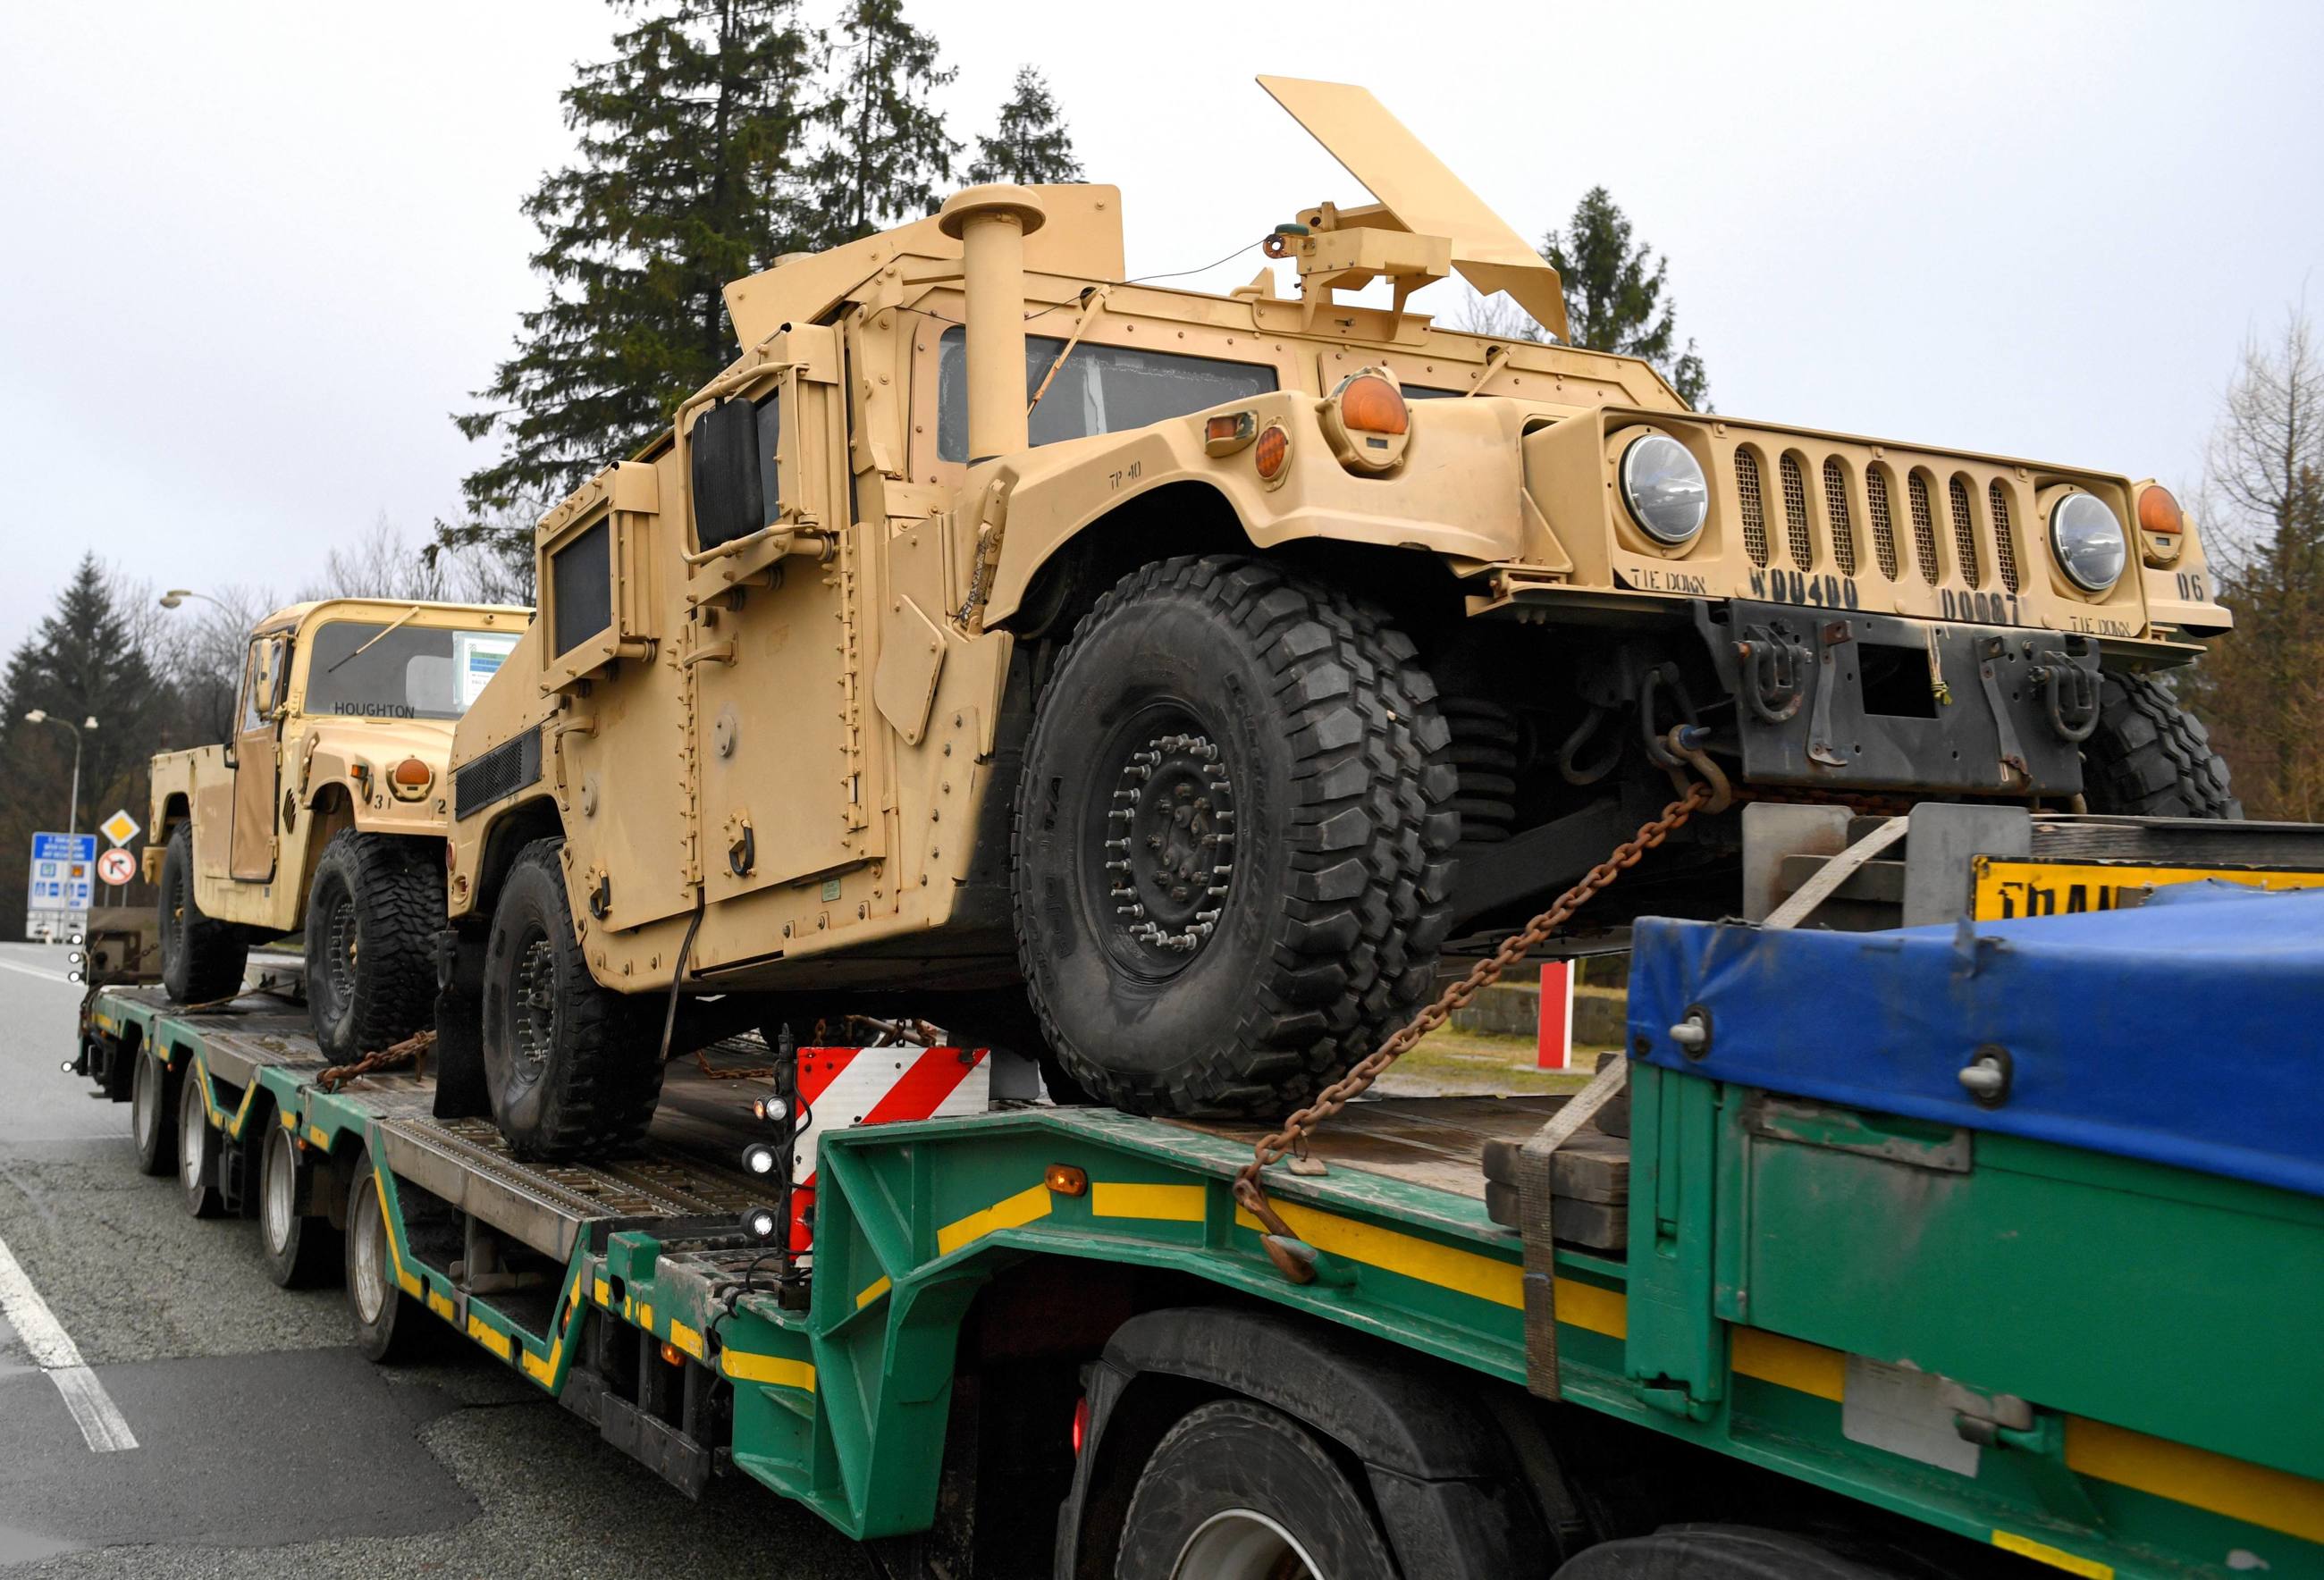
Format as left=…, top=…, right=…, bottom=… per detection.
left=442, top=76, right=2236, bottom=1155
left=148, top=598, right=529, bottom=1058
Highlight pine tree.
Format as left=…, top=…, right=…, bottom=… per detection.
left=804, top=0, right=958, bottom=247
left=2, top=557, right=160, bottom=860
left=967, top=66, right=1082, bottom=187
left=453, top=0, right=819, bottom=518
left=1540, top=187, right=1710, bottom=409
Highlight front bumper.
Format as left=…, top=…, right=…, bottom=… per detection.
left=1704, top=601, right=2101, bottom=797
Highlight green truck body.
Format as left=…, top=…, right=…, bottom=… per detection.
left=74, top=955, right=2324, bottom=1578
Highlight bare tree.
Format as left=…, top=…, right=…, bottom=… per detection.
left=2182, top=307, right=2324, bottom=819
left=1445, top=282, right=1547, bottom=343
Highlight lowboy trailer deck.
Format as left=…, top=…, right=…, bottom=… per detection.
left=67, top=812, right=2324, bottom=1579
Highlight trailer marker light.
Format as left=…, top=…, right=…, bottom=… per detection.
left=743, top=1142, right=781, bottom=1176
left=1072, top=1394, right=1091, bottom=1455
left=661, top=1341, right=686, bottom=1367
left=1045, top=1164, right=1088, bottom=1198
left=754, top=1096, right=788, bottom=1124
left=742, top=1205, right=781, bottom=1240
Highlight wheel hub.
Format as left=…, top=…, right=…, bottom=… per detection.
left=1105, top=730, right=1235, bottom=962
left=511, top=934, right=557, bottom=1080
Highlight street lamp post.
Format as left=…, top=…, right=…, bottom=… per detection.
left=23, top=710, right=100, bottom=835
left=159, top=589, right=227, bottom=611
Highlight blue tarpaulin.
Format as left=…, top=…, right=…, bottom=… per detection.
left=1629, top=882, right=2324, bottom=1199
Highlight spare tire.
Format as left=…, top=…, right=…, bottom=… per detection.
left=1011, top=555, right=1457, bottom=1116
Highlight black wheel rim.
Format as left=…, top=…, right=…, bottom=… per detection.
left=509, top=926, right=557, bottom=1088
left=1085, top=703, right=1240, bottom=979
left=317, top=878, right=358, bottom=1021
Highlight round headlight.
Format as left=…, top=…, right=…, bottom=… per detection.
left=2050, top=492, right=2126, bottom=592
left=1619, top=433, right=1708, bottom=545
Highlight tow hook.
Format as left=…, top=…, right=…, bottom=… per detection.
left=2031, top=654, right=2101, bottom=743
left=1734, top=624, right=1811, bottom=724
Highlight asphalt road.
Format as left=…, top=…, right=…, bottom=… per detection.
left=0, top=941, right=866, bottom=1577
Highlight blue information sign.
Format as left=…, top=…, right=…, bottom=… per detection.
left=26, top=831, right=97, bottom=919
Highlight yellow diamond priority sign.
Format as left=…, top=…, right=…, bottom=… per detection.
left=99, top=809, right=141, bottom=849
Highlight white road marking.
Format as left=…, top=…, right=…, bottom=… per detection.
left=0, top=1232, right=138, bottom=1451
left=0, top=957, right=74, bottom=985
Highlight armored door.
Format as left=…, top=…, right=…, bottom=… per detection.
left=686, top=332, right=884, bottom=915
left=229, top=635, right=288, bottom=881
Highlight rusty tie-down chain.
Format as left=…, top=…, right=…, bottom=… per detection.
left=316, top=1029, right=435, bottom=1092
left=1231, top=782, right=1714, bottom=1281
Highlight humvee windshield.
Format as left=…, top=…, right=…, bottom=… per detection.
left=305, top=621, right=520, bottom=721
left=937, top=326, right=1276, bottom=463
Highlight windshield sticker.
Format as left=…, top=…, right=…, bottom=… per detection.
left=456, top=631, right=520, bottom=707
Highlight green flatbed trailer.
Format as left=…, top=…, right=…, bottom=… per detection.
left=70, top=861, right=2324, bottom=1578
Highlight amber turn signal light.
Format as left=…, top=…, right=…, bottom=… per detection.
left=1253, top=423, right=1291, bottom=484
left=2137, top=484, right=2184, bottom=535
left=1045, top=1163, right=1089, bottom=1198
left=1204, top=411, right=1258, bottom=456
left=1337, top=374, right=1409, bottom=436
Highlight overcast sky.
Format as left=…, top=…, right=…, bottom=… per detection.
left=4, top=0, right=2319, bottom=661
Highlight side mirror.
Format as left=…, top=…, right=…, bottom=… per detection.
left=689, top=397, right=764, bottom=551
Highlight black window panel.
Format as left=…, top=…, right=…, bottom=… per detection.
left=551, top=520, right=613, bottom=658
left=690, top=398, right=764, bottom=550
left=1404, top=384, right=1463, bottom=399
left=937, top=327, right=1277, bottom=463
left=754, top=393, right=781, bottom=524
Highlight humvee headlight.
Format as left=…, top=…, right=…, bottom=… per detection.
left=2050, top=492, right=2126, bottom=592
left=1619, top=433, right=1708, bottom=544
left=1318, top=366, right=1410, bottom=473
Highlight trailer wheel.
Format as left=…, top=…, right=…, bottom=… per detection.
left=345, top=1155, right=425, bottom=1363
left=1116, top=1399, right=1397, bottom=1580
left=177, top=1070, right=223, bottom=1219
left=2082, top=671, right=2241, bottom=819
left=1551, top=1525, right=1932, bottom=1578
left=158, top=823, right=248, bottom=1004
left=259, top=1124, right=341, bottom=1288
left=131, top=1052, right=174, bottom=1177
left=480, top=838, right=661, bottom=1161
left=305, top=830, right=444, bottom=1063
left=1012, top=556, right=1457, bottom=1116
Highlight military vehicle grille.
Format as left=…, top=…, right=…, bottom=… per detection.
left=1907, top=473, right=1941, bottom=584
left=1865, top=466, right=1900, bottom=580
left=1989, top=480, right=2021, bottom=593
left=1735, top=449, right=1770, bottom=567
left=1780, top=453, right=1813, bottom=569
left=1949, top=475, right=1983, bottom=588
left=1822, top=457, right=1858, bottom=576
left=454, top=726, right=543, bottom=821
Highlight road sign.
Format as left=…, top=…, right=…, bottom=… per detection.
left=97, top=849, right=136, bottom=887
left=26, top=831, right=96, bottom=940
left=99, top=810, right=140, bottom=848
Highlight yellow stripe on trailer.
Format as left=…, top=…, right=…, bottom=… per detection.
left=1233, top=1198, right=1522, bottom=1308
left=722, top=1349, right=815, bottom=1392
left=1991, top=1530, right=2112, bottom=1577
left=1091, top=1181, right=1206, bottom=1223
left=467, top=1315, right=514, bottom=1361
left=2066, top=1416, right=2324, bottom=1544
left=936, top=1183, right=1052, bottom=1256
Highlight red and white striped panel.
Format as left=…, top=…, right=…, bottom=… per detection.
left=787, top=1045, right=989, bottom=1250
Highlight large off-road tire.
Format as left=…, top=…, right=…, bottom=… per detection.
left=1012, top=556, right=1458, bottom=1116
left=2082, top=672, right=2242, bottom=819
left=158, top=823, right=248, bottom=1004
left=480, top=838, right=662, bottom=1160
left=304, top=829, right=444, bottom=1063
left=1116, top=1399, right=1398, bottom=1580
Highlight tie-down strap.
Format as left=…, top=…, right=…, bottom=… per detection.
left=1516, top=1055, right=1630, bottom=1400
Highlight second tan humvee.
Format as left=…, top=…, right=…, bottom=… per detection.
left=442, top=77, right=2236, bottom=1156
left=149, top=598, right=528, bottom=1058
